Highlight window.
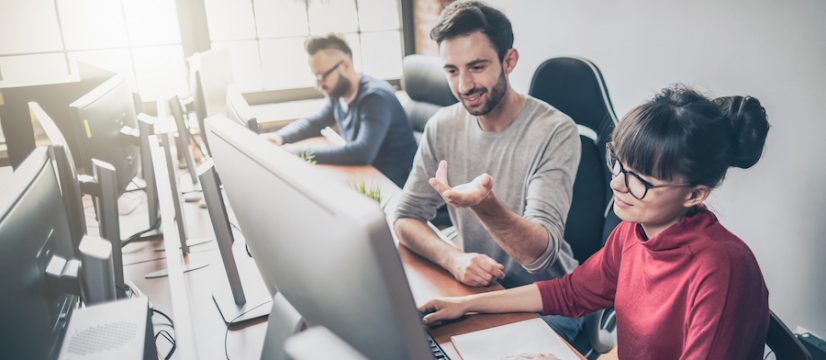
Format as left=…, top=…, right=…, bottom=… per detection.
left=0, top=0, right=411, bottom=99
left=0, top=0, right=187, bottom=100
left=204, top=0, right=406, bottom=93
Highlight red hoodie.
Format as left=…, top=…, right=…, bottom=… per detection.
left=537, top=207, right=769, bottom=359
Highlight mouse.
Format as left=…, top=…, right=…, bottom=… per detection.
left=183, top=192, right=202, bottom=202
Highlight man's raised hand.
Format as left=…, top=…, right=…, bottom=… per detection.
left=428, top=160, right=494, bottom=208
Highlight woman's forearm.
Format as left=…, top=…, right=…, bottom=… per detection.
left=465, top=284, right=543, bottom=314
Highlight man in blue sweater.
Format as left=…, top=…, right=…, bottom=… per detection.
left=268, top=34, right=417, bottom=187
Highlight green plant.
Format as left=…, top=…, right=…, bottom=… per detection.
left=354, top=181, right=382, bottom=204
left=298, top=150, right=316, bottom=165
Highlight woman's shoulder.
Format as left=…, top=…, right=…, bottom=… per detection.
left=687, top=220, right=765, bottom=286
left=604, top=220, right=641, bottom=251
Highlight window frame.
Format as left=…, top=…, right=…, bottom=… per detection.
left=0, top=0, right=415, bottom=103
left=196, top=0, right=415, bottom=104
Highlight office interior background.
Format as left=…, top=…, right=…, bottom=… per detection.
left=1, top=0, right=824, bottom=349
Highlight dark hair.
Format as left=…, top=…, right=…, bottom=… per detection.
left=429, top=1, right=514, bottom=61
left=304, top=33, right=352, bottom=58
left=612, top=85, right=769, bottom=188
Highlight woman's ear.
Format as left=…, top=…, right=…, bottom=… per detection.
left=683, top=185, right=710, bottom=208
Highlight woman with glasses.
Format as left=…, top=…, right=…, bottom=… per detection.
left=419, top=85, right=771, bottom=359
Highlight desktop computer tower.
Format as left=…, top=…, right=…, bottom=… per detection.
left=58, top=297, right=156, bottom=360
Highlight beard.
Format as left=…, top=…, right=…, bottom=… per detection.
left=326, top=74, right=352, bottom=99
left=461, top=68, right=508, bottom=116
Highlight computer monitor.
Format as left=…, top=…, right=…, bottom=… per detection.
left=68, top=75, right=141, bottom=193
left=197, top=160, right=270, bottom=324
left=196, top=48, right=233, bottom=118
left=0, top=62, right=113, bottom=169
left=0, top=147, right=79, bottom=358
left=167, top=95, right=199, bottom=187
left=226, top=84, right=260, bottom=134
left=204, top=116, right=433, bottom=359
left=143, top=130, right=209, bottom=279
left=30, top=102, right=160, bottom=288
left=29, top=101, right=86, bottom=254
left=187, top=48, right=233, bottom=155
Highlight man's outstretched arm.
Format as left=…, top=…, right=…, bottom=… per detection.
left=429, top=161, right=551, bottom=266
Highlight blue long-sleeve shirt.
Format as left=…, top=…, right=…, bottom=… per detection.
left=276, top=75, right=417, bottom=187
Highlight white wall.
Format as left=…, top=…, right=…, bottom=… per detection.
left=489, top=0, right=826, bottom=337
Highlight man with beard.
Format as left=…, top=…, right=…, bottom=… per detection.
left=269, top=34, right=417, bottom=187
left=391, top=1, right=583, bottom=343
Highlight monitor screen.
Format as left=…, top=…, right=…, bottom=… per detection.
left=0, top=62, right=113, bottom=169
left=0, top=147, right=79, bottom=358
left=167, top=95, right=200, bottom=185
left=29, top=101, right=87, bottom=253
left=225, top=84, right=259, bottom=134
left=205, top=116, right=432, bottom=359
left=69, top=75, right=140, bottom=193
left=187, top=48, right=233, bottom=156
left=197, top=48, right=233, bottom=118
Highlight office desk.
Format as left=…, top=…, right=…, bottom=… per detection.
left=251, top=91, right=411, bottom=133
left=130, top=136, right=583, bottom=359
left=318, top=163, right=583, bottom=359
left=121, top=198, right=268, bottom=360
left=252, top=98, right=327, bottom=133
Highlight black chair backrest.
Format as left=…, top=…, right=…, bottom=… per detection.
left=565, top=137, right=608, bottom=262
left=529, top=57, right=619, bottom=262
left=529, top=57, right=618, bottom=147
left=401, top=55, right=457, bottom=136
left=767, top=310, right=813, bottom=360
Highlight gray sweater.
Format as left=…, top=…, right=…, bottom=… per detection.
left=392, top=96, right=581, bottom=288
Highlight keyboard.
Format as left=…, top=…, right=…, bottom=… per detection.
left=427, top=333, right=450, bottom=360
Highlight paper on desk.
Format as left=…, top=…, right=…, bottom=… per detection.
left=320, top=126, right=347, bottom=146
left=450, top=318, right=580, bottom=360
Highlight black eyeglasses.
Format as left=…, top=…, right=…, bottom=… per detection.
left=315, top=60, right=342, bottom=84
left=605, top=142, right=691, bottom=200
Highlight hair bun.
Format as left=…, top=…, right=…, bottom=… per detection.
left=713, top=95, right=770, bottom=169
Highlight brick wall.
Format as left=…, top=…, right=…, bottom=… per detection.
left=413, top=0, right=455, bottom=54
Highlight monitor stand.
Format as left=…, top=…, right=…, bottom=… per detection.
left=143, top=132, right=209, bottom=279
left=110, top=115, right=162, bottom=244
left=82, top=159, right=146, bottom=299
left=143, top=261, right=209, bottom=279
left=199, top=161, right=271, bottom=325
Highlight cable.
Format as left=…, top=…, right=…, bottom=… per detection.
left=151, top=308, right=174, bottom=327
left=121, top=216, right=162, bottom=247
left=152, top=309, right=175, bottom=329
left=155, top=330, right=176, bottom=360
left=763, top=349, right=774, bottom=360
left=152, top=308, right=176, bottom=360
left=226, top=221, right=251, bottom=257
left=124, top=178, right=146, bottom=193
left=224, top=299, right=272, bottom=360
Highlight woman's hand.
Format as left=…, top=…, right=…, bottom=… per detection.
left=418, top=296, right=473, bottom=326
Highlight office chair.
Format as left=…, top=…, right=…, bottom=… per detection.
left=528, top=56, right=620, bottom=358
left=400, top=54, right=457, bottom=142
left=401, top=54, right=457, bottom=227
left=766, top=310, right=813, bottom=360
